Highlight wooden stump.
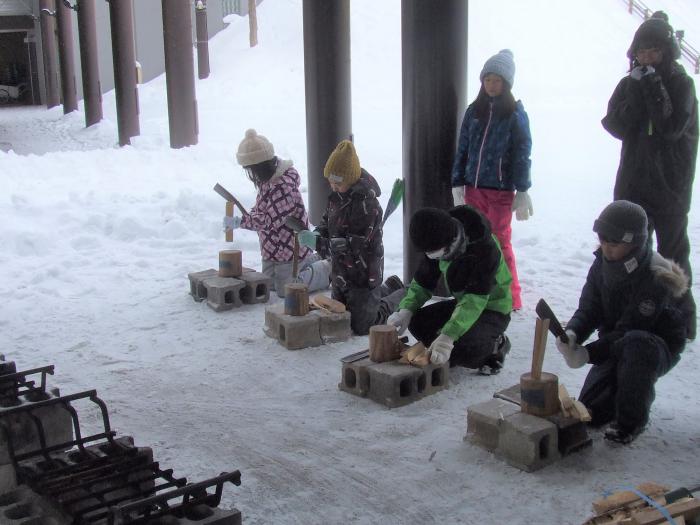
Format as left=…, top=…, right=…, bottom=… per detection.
left=369, top=325, right=402, bottom=363
left=520, top=372, right=560, bottom=417
left=284, top=283, right=309, bottom=316
left=218, top=249, right=242, bottom=278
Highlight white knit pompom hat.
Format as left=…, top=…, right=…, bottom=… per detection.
left=236, top=128, right=275, bottom=166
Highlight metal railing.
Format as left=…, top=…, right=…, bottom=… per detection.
left=222, top=0, right=242, bottom=17
left=623, top=0, right=699, bottom=74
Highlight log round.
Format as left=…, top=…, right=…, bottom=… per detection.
left=218, top=249, right=242, bottom=278
left=284, top=283, right=309, bottom=316
left=369, top=325, right=401, bottom=363
left=520, top=372, right=560, bottom=417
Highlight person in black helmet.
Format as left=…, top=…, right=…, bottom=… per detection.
left=387, top=206, right=513, bottom=374
left=556, top=201, right=688, bottom=444
left=601, top=10, right=698, bottom=340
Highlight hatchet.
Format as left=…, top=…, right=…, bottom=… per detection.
left=535, top=298, right=569, bottom=344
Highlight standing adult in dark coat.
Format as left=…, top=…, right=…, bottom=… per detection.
left=601, top=11, right=698, bottom=338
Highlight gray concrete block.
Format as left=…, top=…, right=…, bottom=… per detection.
left=188, top=269, right=218, bottom=302
left=466, top=398, right=521, bottom=451
left=0, top=485, right=68, bottom=524
left=202, top=276, right=245, bottom=312
left=311, top=310, right=351, bottom=343
left=172, top=505, right=242, bottom=525
left=264, top=304, right=322, bottom=350
left=0, top=463, right=16, bottom=495
left=496, top=412, right=560, bottom=472
left=238, top=271, right=272, bottom=304
left=338, top=358, right=449, bottom=408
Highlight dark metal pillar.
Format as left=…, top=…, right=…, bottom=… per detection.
left=77, top=0, right=102, bottom=127
left=195, top=0, right=210, bottom=79
left=302, top=0, right=352, bottom=225
left=401, top=0, right=468, bottom=282
left=162, top=0, right=198, bottom=148
left=109, top=0, right=140, bottom=146
left=39, top=0, right=60, bottom=108
left=55, top=0, right=77, bottom=113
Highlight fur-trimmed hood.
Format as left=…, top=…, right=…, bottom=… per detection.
left=650, top=252, right=689, bottom=298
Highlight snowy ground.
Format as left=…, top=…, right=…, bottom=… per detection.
left=1, top=1, right=699, bottom=523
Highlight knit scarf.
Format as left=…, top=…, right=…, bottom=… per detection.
left=601, top=243, right=652, bottom=289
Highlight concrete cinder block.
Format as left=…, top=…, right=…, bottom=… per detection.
left=264, top=304, right=322, bottom=350
left=188, top=269, right=218, bottom=302
left=172, top=505, right=242, bottom=525
left=546, top=413, right=592, bottom=456
left=338, top=358, right=449, bottom=408
left=238, top=271, right=272, bottom=304
left=202, top=276, right=245, bottom=312
left=311, top=309, right=351, bottom=343
left=0, top=485, right=68, bottom=525
left=496, top=412, right=560, bottom=472
left=466, top=398, right=521, bottom=451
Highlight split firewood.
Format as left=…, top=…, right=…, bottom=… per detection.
left=398, top=342, right=430, bottom=367
left=558, top=383, right=592, bottom=422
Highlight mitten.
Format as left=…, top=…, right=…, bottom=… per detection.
left=452, top=186, right=465, bottom=207
left=512, top=191, right=533, bottom=221
left=429, top=334, right=454, bottom=365
left=222, top=215, right=242, bottom=231
left=298, top=230, right=320, bottom=249
left=387, top=309, right=413, bottom=335
left=630, top=65, right=655, bottom=81
left=555, top=329, right=589, bottom=369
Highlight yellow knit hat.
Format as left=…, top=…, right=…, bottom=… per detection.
left=324, top=140, right=361, bottom=186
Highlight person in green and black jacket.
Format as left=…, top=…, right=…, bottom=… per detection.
left=387, top=206, right=512, bottom=374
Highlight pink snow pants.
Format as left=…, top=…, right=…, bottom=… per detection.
left=464, top=187, right=521, bottom=310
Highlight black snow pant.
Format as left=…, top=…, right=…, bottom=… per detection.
left=579, top=330, right=680, bottom=431
left=333, top=284, right=406, bottom=336
left=648, top=212, right=696, bottom=339
left=407, top=299, right=510, bottom=368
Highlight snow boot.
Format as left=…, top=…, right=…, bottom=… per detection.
left=478, top=334, right=511, bottom=375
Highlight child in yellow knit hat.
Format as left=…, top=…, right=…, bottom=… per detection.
left=298, top=140, right=405, bottom=335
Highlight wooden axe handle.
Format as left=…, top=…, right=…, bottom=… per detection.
left=213, top=183, right=248, bottom=216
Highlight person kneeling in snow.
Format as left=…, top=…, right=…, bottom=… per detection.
left=556, top=200, right=688, bottom=445
left=388, top=206, right=513, bottom=374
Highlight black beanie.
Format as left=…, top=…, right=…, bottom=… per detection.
left=409, top=208, right=458, bottom=252
left=593, top=200, right=648, bottom=245
left=627, top=11, right=681, bottom=61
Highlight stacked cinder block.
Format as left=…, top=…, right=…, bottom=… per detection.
left=466, top=385, right=592, bottom=472
left=188, top=268, right=273, bottom=311
left=338, top=357, right=449, bottom=408
left=0, top=363, right=73, bottom=494
left=264, top=303, right=352, bottom=349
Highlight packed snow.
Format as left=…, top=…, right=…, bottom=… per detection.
left=0, top=1, right=699, bottom=523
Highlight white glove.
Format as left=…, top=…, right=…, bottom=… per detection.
left=512, top=191, right=533, bottom=221
left=630, top=65, right=655, bottom=81
left=429, top=334, right=454, bottom=365
left=555, top=329, right=589, bottom=369
left=387, top=309, right=413, bottom=335
left=223, top=215, right=242, bottom=231
left=452, top=186, right=465, bottom=207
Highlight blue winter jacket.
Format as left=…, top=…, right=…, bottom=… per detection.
left=451, top=98, right=532, bottom=192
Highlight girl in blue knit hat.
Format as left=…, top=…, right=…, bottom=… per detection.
left=451, top=49, right=533, bottom=311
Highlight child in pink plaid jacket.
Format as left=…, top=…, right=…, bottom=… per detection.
left=224, top=129, right=330, bottom=297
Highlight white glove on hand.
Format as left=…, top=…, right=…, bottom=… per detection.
left=223, top=215, right=242, bottom=231
left=630, top=65, right=655, bottom=81
left=452, top=186, right=465, bottom=207
left=429, top=334, right=454, bottom=365
left=555, top=329, right=589, bottom=369
left=387, top=309, right=413, bottom=335
left=512, top=191, right=533, bottom=221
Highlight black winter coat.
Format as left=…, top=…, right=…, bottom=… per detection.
left=602, top=62, right=698, bottom=215
left=315, top=170, right=383, bottom=290
left=566, top=249, right=689, bottom=365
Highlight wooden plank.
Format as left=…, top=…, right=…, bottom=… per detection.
left=593, top=482, right=669, bottom=515
left=530, top=317, right=549, bottom=379
left=225, top=201, right=233, bottom=242
left=630, top=498, right=700, bottom=525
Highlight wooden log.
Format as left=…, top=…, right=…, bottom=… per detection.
left=284, top=283, right=309, bottom=316
left=593, top=482, right=670, bottom=515
left=630, top=498, right=700, bottom=525
left=531, top=317, right=550, bottom=379
left=225, top=201, right=233, bottom=242
left=218, top=249, right=242, bottom=278
left=398, top=342, right=429, bottom=366
left=369, top=325, right=402, bottom=363
left=520, top=372, right=559, bottom=417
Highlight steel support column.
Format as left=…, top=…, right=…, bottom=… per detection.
left=162, top=0, right=198, bottom=148
left=302, top=0, right=352, bottom=225
left=401, top=0, right=468, bottom=282
left=77, top=0, right=102, bottom=127
left=39, top=0, right=60, bottom=108
left=109, top=0, right=140, bottom=146
left=55, top=0, right=77, bottom=113
left=195, top=0, right=210, bottom=80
